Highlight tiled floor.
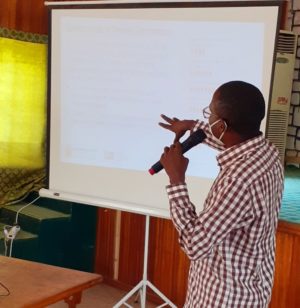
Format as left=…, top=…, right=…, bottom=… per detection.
left=48, top=282, right=158, bottom=308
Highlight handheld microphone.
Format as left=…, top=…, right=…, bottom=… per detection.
left=148, top=129, right=207, bottom=175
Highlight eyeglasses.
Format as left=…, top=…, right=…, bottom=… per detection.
left=202, top=106, right=218, bottom=119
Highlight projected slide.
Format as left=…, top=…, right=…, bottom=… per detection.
left=47, top=4, right=279, bottom=217
left=59, top=16, right=263, bottom=179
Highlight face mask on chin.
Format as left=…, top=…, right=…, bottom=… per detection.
left=208, top=119, right=227, bottom=145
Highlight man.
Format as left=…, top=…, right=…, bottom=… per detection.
left=159, top=81, right=284, bottom=307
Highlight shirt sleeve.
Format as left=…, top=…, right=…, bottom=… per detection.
left=192, top=120, right=225, bottom=151
left=166, top=177, right=254, bottom=261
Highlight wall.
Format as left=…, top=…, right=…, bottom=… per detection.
left=286, top=0, right=300, bottom=162
left=269, top=221, right=300, bottom=308
left=0, top=0, right=48, bottom=34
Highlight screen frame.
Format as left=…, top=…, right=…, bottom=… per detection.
left=44, top=1, right=283, bottom=218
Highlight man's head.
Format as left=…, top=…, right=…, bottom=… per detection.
left=208, top=81, right=265, bottom=146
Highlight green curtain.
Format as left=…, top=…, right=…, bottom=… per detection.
left=0, top=28, right=48, bottom=206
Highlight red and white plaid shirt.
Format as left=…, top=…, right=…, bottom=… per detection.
left=166, top=121, right=284, bottom=308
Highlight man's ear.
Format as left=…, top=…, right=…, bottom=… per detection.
left=218, top=120, right=227, bottom=131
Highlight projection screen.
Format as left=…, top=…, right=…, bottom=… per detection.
left=40, top=1, right=282, bottom=218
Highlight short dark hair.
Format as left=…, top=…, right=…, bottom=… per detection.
left=216, top=81, right=265, bottom=138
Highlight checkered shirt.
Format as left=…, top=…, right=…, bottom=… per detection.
left=166, top=121, right=284, bottom=308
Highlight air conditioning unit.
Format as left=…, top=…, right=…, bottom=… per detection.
left=266, top=30, right=297, bottom=163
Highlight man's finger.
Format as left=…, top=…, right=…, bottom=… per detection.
left=163, top=146, right=170, bottom=153
left=173, top=142, right=183, bottom=154
left=174, top=132, right=185, bottom=143
left=159, top=122, right=171, bottom=129
left=160, top=114, right=173, bottom=124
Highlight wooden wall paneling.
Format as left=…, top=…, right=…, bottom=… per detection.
left=269, top=230, right=294, bottom=308
left=278, top=221, right=300, bottom=237
left=148, top=218, right=175, bottom=294
left=271, top=221, right=300, bottom=307
left=148, top=217, right=188, bottom=307
left=15, top=0, right=48, bottom=34
left=147, top=217, right=175, bottom=305
left=94, top=208, right=116, bottom=280
left=170, top=237, right=189, bottom=306
left=117, top=212, right=145, bottom=286
left=94, top=211, right=188, bottom=307
left=289, top=236, right=300, bottom=307
left=0, top=0, right=48, bottom=34
left=0, top=0, right=17, bottom=29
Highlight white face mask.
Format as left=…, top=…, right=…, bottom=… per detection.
left=208, top=119, right=227, bottom=144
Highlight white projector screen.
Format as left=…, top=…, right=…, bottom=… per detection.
left=41, top=1, right=281, bottom=218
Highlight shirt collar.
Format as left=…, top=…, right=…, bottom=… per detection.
left=217, top=133, right=265, bottom=169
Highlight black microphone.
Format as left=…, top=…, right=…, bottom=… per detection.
left=148, top=129, right=207, bottom=175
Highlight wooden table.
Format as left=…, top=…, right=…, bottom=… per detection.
left=0, top=256, right=102, bottom=308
